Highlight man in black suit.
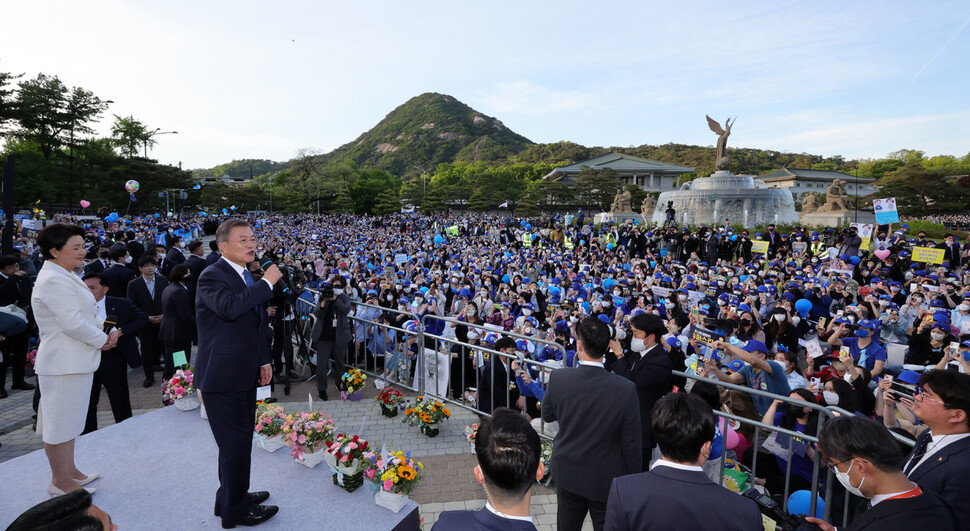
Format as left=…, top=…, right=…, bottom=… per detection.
left=127, top=256, right=169, bottom=387
left=541, top=317, right=641, bottom=531
left=205, top=240, right=222, bottom=267
left=196, top=219, right=282, bottom=528
left=184, top=239, right=207, bottom=307
left=942, top=234, right=962, bottom=271
left=0, top=255, right=33, bottom=397
left=81, top=274, right=149, bottom=434
left=901, top=370, right=970, bottom=526
left=605, top=393, right=761, bottom=531
left=101, top=247, right=135, bottom=297
left=160, top=265, right=196, bottom=380
left=610, top=313, right=672, bottom=470
left=433, top=408, right=542, bottom=531
left=477, top=337, right=519, bottom=415
left=805, top=415, right=958, bottom=531
left=84, top=248, right=110, bottom=275
left=310, top=276, right=352, bottom=401
left=126, top=230, right=145, bottom=264
left=161, top=236, right=185, bottom=279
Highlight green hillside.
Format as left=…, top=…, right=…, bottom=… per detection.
left=193, top=159, right=288, bottom=179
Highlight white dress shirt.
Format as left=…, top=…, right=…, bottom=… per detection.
left=484, top=502, right=534, bottom=524
left=221, top=257, right=273, bottom=290
left=910, top=432, right=970, bottom=472
left=651, top=459, right=704, bottom=473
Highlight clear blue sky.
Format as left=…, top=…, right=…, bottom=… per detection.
left=2, top=0, right=968, bottom=169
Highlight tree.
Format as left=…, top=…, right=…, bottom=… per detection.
left=110, top=115, right=148, bottom=158
left=0, top=69, right=22, bottom=135
left=878, top=161, right=970, bottom=215
left=575, top=166, right=620, bottom=211
left=12, top=73, right=69, bottom=159
left=373, top=189, right=401, bottom=214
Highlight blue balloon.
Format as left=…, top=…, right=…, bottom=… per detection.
left=154, top=213, right=160, bottom=218
left=502, top=274, right=511, bottom=284
left=740, top=275, right=747, bottom=282
left=607, top=243, right=614, bottom=250
left=526, top=224, right=532, bottom=230
left=221, top=208, right=228, bottom=214
left=730, top=234, right=738, bottom=241
left=787, top=490, right=824, bottom=517
left=849, top=256, right=861, bottom=266
left=520, top=220, right=527, bottom=227
left=795, top=298, right=813, bottom=318
left=433, top=234, right=443, bottom=245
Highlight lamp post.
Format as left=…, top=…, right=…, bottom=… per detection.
left=144, top=129, right=178, bottom=158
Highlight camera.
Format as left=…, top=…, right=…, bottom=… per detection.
left=320, top=286, right=335, bottom=300
left=742, top=489, right=822, bottom=531
left=889, top=380, right=915, bottom=400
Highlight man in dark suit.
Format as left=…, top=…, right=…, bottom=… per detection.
left=541, top=317, right=641, bottom=531
left=184, top=239, right=207, bottom=307
left=478, top=337, right=519, bottom=415
left=606, top=393, right=761, bottom=531
left=196, top=219, right=282, bottom=528
left=161, top=236, right=185, bottom=278
left=310, top=277, right=352, bottom=400
left=160, top=265, right=196, bottom=380
left=805, top=415, right=958, bottom=531
left=101, top=247, right=135, bottom=297
left=901, top=370, right=970, bottom=526
left=81, top=274, right=149, bottom=434
left=84, top=248, right=110, bottom=275
left=0, top=255, right=33, bottom=397
left=127, top=255, right=169, bottom=387
left=611, top=313, right=672, bottom=469
left=433, top=408, right=541, bottom=531
left=942, top=234, right=962, bottom=271
left=205, top=240, right=222, bottom=267
left=125, top=230, right=145, bottom=263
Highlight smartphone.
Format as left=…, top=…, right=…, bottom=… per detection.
left=840, top=346, right=851, bottom=357
left=836, top=310, right=844, bottom=317
left=952, top=341, right=962, bottom=354
left=810, top=377, right=821, bottom=388
left=818, top=317, right=827, bottom=328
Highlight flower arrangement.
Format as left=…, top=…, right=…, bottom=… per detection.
left=376, top=388, right=404, bottom=417
left=338, top=368, right=367, bottom=400
left=464, top=423, right=479, bottom=444
left=26, top=349, right=36, bottom=369
left=365, top=450, right=424, bottom=495
left=254, top=403, right=287, bottom=438
left=162, top=367, right=197, bottom=408
left=539, top=439, right=553, bottom=485
left=281, top=411, right=336, bottom=467
left=324, top=433, right=372, bottom=492
left=403, top=395, right=451, bottom=437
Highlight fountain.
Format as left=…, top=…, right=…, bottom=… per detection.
left=651, top=116, right=798, bottom=227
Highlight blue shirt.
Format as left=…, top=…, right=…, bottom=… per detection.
left=839, top=337, right=887, bottom=372
left=739, top=360, right=792, bottom=415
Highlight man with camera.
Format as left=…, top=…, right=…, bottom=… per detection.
left=310, top=276, right=351, bottom=401
left=605, top=392, right=761, bottom=530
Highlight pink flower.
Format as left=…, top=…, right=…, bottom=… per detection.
left=255, top=423, right=264, bottom=432
left=383, top=479, right=394, bottom=491
left=298, top=434, right=307, bottom=444
left=366, top=469, right=375, bottom=479
left=340, top=455, right=349, bottom=463
left=348, top=442, right=358, bottom=450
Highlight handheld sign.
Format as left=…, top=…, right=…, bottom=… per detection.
left=751, top=241, right=769, bottom=254
left=172, top=350, right=188, bottom=368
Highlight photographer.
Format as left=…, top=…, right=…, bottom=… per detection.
left=309, top=277, right=351, bottom=401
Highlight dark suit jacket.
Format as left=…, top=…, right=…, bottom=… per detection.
left=127, top=275, right=168, bottom=342
left=432, top=508, right=537, bottom=531
left=101, top=263, right=135, bottom=298
left=160, top=283, right=195, bottom=346
left=204, top=251, right=222, bottom=267
left=195, top=258, right=274, bottom=393
left=184, top=254, right=206, bottom=304
left=605, top=465, right=762, bottom=531
left=161, top=247, right=186, bottom=278
left=126, top=240, right=145, bottom=263
left=904, top=431, right=970, bottom=526
left=845, top=489, right=957, bottom=531
left=611, top=345, right=672, bottom=451
left=84, top=259, right=108, bottom=275
left=478, top=355, right=518, bottom=415
left=541, top=364, right=642, bottom=501
left=0, top=272, right=31, bottom=308
left=103, top=295, right=150, bottom=367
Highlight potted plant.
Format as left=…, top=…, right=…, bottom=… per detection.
left=281, top=411, right=336, bottom=468
left=464, top=423, right=479, bottom=453
left=365, top=449, right=423, bottom=513
left=324, top=433, right=372, bottom=492
left=253, top=403, right=287, bottom=452
left=162, top=367, right=199, bottom=411
left=375, top=388, right=404, bottom=418
left=339, top=368, right=367, bottom=401
left=403, top=395, right=451, bottom=437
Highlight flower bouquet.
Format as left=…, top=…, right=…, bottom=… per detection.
left=281, top=411, right=336, bottom=468
left=324, top=433, right=371, bottom=492
left=253, top=403, right=287, bottom=452
left=403, top=395, right=451, bottom=437
left=464, top=423, right=479, bottom=453
left=162, top=367, right=199, bottom=411
left=539, top=439, right=553, bottom=486
left=365, top=450, right=423, bottom=513
left=338, top=368, right=367, bottom=401
left=375, top=388, right=404, bottom=418
left=25, top=349, right=36, bottom=373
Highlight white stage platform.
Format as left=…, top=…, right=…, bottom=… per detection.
left=0, top=405, right=420, bottom=530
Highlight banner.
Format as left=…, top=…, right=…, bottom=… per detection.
left=912, top=246, right=945, bottom=265
left=691, top=327, right=723, bottom=346
left=850, top=222, right=874, bottom=250
left=751, top=240, right=769, bottom=254
left=394, top=253, right=409, bottom=265
left=873, top=197, right=899, bottom=224
left=791, top=242, right=808, bottom=254
left=446, top=225, right=459, bottom=236
left=651, top=286, right=672, bottom=300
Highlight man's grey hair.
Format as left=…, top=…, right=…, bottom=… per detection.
left=215, top=219, right=252, bottom=244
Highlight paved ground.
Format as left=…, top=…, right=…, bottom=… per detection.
left=0, top=369, right=587, bottom=530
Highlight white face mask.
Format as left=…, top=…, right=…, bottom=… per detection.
left=333, top=288, right=344, bottom=296
left=718, top=300, right=727, bottom=306
left=630, top=337, right=647, bottom=352
left=773, top=314, right=786, bottom=322
left=523, top=309, right=532, bottom=316
left=791, top=316, right=801, bottom=326
left=959, top=303, right=970, bottom=312
left=569, top=316, right=579, bottom=323
left=931, top=332, right=946, bottom=341
left=834, top=460, right=866, bottom=498
left=602, top=301, right=611, bottom=308
left=125, top=256, right=133, bottom=264
left=678, top=294, right=688, bottom=301
left=665, top=302, right=675, bottom=310
left=467, top=309, right=476, bottom=316
left=613, top=290, right=622, bottom=297
left=822, top=390, right=840, bottom=406
left=467, top=331, right=479, bottom=340
left=386, top=295, right=393, bottom=301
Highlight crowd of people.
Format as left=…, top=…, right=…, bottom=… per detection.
left=4, top=209, right=970, bottom=530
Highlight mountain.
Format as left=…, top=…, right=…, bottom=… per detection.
left=315, top=92, right=534, bottom=176
left=193, top=159, right=288, bottom=180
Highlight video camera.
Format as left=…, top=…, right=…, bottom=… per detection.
left=742, top=489, right=822, bottom=531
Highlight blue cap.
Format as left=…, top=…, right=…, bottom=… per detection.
left=897, top=370, right=921, bottom=384
left=742, top=339, right=768, bottom=354
left=665, top=337, right=683, bottom=349
left=727, top=360, right=745, bottom=371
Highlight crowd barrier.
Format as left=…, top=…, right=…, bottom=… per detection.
left=292, top=300, right=917, bottom=526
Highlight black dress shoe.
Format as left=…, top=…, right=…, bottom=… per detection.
left=221, top=504, right=278, bottom=529
left=318, top=391, right=328, bottom=401
left=143, top=377, right=155, bottom=388
left=12, top=381, right=35, bottom=390
left=0, top=388, right=7, bottom=399
left=214, top=491, right=270, bottom=517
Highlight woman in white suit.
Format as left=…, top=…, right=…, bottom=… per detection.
left=32, top=224, right=120, bottom=497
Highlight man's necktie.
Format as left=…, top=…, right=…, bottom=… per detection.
left=904, top=430, right=931, bottom=475
left=243, top=270, right=254, bottom=287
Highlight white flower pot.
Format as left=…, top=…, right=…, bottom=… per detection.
left=174, top=393, right=200, bottom=411
left=254, top=433, right=285, bottom=452
left=374, top=489, right=409, bottom=513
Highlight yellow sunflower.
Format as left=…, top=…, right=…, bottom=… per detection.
left=398, top=465, right=416, bottom=481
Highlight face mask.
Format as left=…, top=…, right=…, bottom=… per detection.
left=569, top=316, right=579, bottom=324
left=878, top=300, right=890, bottom=307
left=602, top=301, right=611, bottom=308
left=812, top=258, right=819, bottom=264
left=856, top=328, right=870, bottom=338
left=718, top=300, right=727, bottom=306
left=665, top=303, right=675, bottom=310
left=891, top=287, right=900, bottom=292
left=678, top=294, right=688, bottom=301
left=931, top=332, right=946, bottom=341
left=773, top=314, right=786, bottom=322
left=960, top=304, right=970, bottom=312
left=791, top=316, right=801, bottom=326
left=822, top=390, right=840, bottom=406
left=333, top=288, right=344, bottom=296
left=399, top=305, right=407, bottom=311
left=523, top=309, right=532, bottom=316
left=468, top=331, right=479, bottom=340
left=125, top=256, right=133, bottom=264
left=834, top=460, right=866, bottom=498
left=630, top=337, right=647, bottom=352
left=912, top=299, right=923, bottom=305
left=740, top=319, right=751, bottom=327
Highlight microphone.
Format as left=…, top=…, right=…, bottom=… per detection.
left=103, top=315, right=118, bottom=334
left=260, top=260, right=289, bottom=293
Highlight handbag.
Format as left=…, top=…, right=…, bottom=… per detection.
left=0, top=304, right=28, bottom=336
